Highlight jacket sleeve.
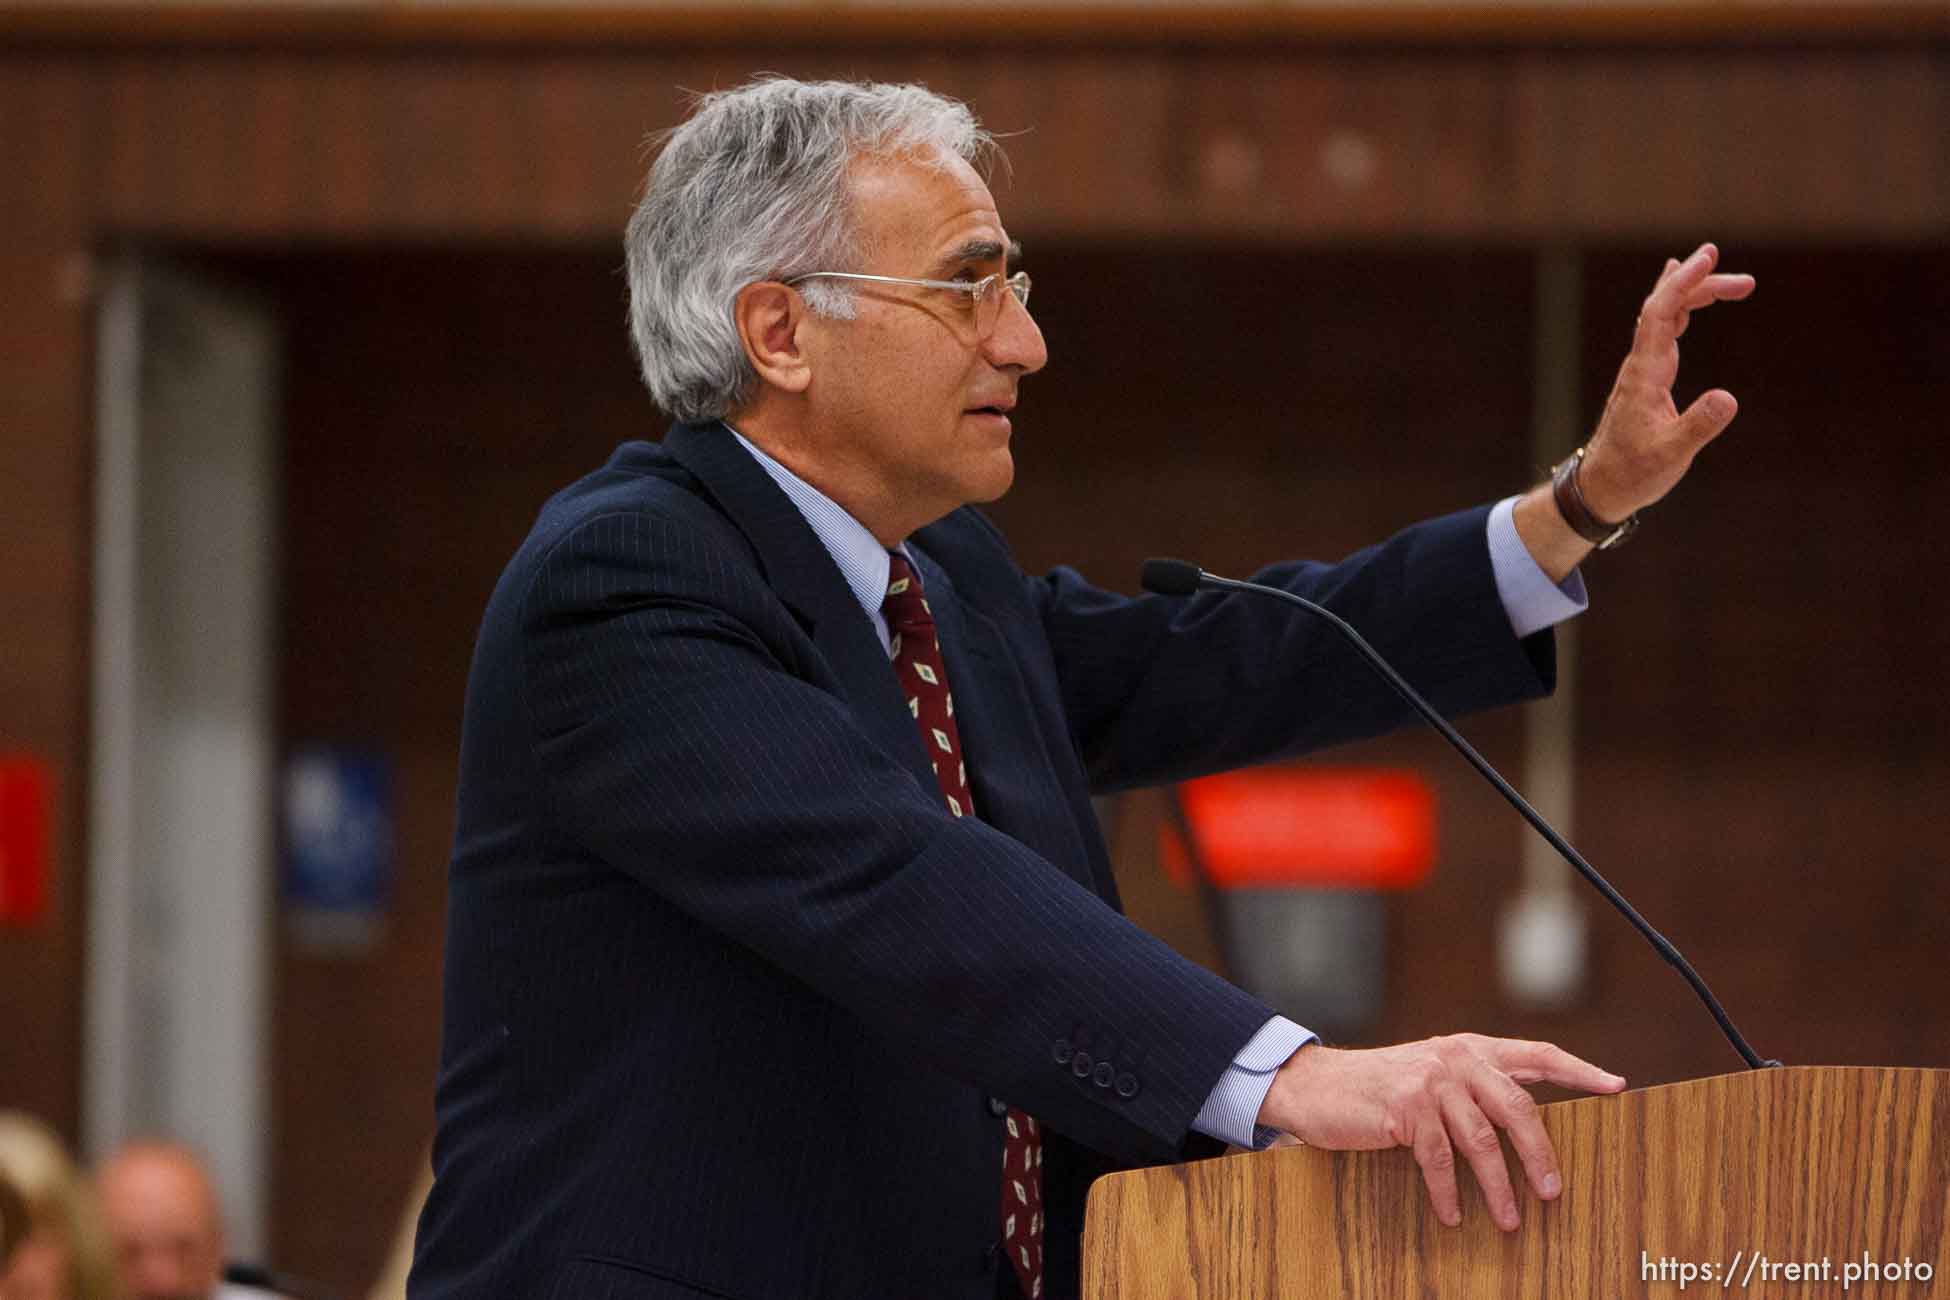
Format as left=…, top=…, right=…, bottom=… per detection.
left=516, top=507, right=1275, bottom=1166
left=1023, top=505, right=1556, bottom=793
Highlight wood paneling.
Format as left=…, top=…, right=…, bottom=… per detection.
left=0, top=244, right=92, bottom=1145
left=0, top=63, right=100, bottom=1144
left=1510, top=53, right=1947, bottom=238
left=5, top=4, right=1947, bottom=51
left=19, top=45, right=1936, bottom=240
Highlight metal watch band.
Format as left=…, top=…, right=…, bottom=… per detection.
left=1551, top=446, right=1640, bottom=550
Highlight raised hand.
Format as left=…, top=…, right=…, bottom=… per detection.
left=1578, top=242, right=1756, bottom=523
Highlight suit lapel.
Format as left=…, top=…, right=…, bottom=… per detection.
left=662, top=423, right=1097, bottom=892
left=660, top=422, right=939, bottom=797
left=908, top=546, right=1096, bottom=893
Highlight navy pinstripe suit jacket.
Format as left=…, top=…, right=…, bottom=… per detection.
left=408, top=422, right=1554, bottom=1300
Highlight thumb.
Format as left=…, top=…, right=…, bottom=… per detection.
left=1676, top=388, right=1738, bottom=448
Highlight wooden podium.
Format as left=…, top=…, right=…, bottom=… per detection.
left=1082, top=1067, right=1949, bottom=1297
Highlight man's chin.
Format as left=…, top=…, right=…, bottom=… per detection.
left=966, top=454, right=1014, bottom=505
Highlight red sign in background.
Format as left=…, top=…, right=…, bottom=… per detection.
left=1162, top=766, right=1436, bottom=892
left=0, top=756, right=51, bottom=926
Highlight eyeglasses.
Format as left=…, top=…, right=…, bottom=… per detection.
left=784, top=269, right=1031, bottom=337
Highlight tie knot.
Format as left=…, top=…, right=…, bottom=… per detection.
left=882, top=553, right=933, bottom=632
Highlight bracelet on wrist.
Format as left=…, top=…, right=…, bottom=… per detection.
left=1550, top=446, right=1640, bottom=550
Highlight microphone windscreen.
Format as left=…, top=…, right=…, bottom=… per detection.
left=1139, top=558, right=1203, bottom=596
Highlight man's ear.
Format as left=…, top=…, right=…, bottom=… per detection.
left=734, top=281, right=813, bottom=396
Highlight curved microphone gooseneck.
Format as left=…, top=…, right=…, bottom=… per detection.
left=1139, top=557, right=1781, bottom=1072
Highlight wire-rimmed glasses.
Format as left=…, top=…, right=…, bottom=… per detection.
left=784, top=269, right=1032, bottom=337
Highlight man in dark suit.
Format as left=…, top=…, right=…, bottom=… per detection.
left=409, top=79, right=1752, bottom=1299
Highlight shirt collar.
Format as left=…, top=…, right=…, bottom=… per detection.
left=725, top=424, right=906, bottom=625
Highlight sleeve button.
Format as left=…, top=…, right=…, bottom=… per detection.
left=1115, top=1072, right=1140, bottom=1099
left=1071, top=1050, right=1093, bottom=1078
left=1052, top=1039, right=1074, bottom=1065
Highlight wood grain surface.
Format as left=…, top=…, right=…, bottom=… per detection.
left=3, top=5, right=1946, bottom=51
left=1084, top=1066, right=1950, bottom=1297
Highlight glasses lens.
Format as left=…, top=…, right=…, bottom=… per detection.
left=976, top=272, right=1031, bottom=337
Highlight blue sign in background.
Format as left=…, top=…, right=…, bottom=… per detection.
left=281, top=745, right=393, bottom=916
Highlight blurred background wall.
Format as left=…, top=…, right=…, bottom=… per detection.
left=2, top=4, right=1946, bottom=1293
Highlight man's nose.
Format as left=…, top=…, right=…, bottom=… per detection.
left=983, top=290, right=1047, bottom=375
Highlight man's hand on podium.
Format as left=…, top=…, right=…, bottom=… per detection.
left=1255, top=1035, right=1627, bottom=1232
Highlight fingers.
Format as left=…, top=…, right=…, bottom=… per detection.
left=1668, top=277, right=1756, bottom=343
left=1439, top=1081, right=1521, bottom=1231
left=1410, top=1113, right=1463, bottom=1229
left=1452, top=1037, right=1629, bottom=1228
left=1627, top=247, right=1749, bottom=391
left=1465, top=1061, right=1559, bottom=1212
left=1419, top=1037, right=1624, bottom=1233
left=1412, top=1058, right=1549, bottom=1233
left=1275, top=1036, right=1628, bottom=1236
left=1676, top=388, right=1739, bottom=449
left=1588, top=242, right=1751, bottom=516
left=1480, top=1036, right=1629, bottom=1095
left=1637, top=245, right=1754, bottom=346
left=1663, top=242, right=1717, bottom=297
left=1685, top=273, right=1757, bottom=309
left=1634, top=247, right=1710, bottom=349
left=1652, top=256, right=1681, bottom=293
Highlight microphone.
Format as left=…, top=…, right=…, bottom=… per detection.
left=1141, top=557, right=1780, bottom=1072
left=1138, top=558, right=1202, bottom=597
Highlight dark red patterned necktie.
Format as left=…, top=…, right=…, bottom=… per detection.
left=883, top=552, right=1043, bottom=1299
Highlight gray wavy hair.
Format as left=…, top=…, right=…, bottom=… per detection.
left=625, top=77, right=999, bottom=423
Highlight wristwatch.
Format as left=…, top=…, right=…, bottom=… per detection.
left=1550, top=446, right=1639, bottom=550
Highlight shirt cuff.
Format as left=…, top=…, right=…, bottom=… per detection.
left=1487, top=495, right=1589, bottom=640
left=1189, top=1015, right=1318, bottom=1149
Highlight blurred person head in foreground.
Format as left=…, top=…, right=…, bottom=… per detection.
left=95, top=1139, right=230, bottom=1300
left=0, top=1111, right=116, bottom=1300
